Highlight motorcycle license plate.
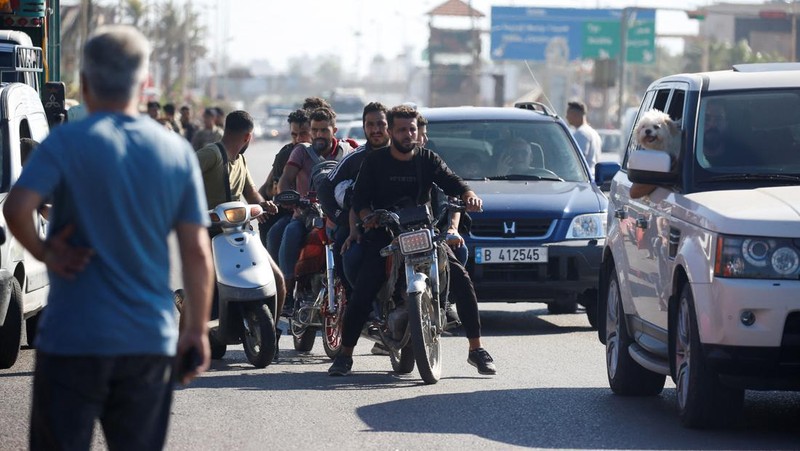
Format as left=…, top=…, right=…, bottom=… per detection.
left=474, top=247, right=548, bottom=264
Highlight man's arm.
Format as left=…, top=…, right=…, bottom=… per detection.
left=174, top=222, right=214, bottom=385
left=258, top=168, right=275, bottom=199
left=3, top=187, right=93, bottom=279
left=277, top=164, right=300, bottom=193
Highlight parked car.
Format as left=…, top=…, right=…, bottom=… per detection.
left=599, top=63, right=800, bottom=428
left=421, top=104, right=620, bottom=324
left=0, top=83, right=51, bottom=369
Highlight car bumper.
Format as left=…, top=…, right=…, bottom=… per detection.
left=692, top=279, right=800, bottom=347
left=704, top=342, right=800, bottom=390
left=465, top=239, right=603, bottom=301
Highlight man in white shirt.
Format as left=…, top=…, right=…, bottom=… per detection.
left=566, top=101, right=601, bottom=175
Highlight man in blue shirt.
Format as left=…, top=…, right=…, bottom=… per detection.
left=3, top=25, right=213, bottom=450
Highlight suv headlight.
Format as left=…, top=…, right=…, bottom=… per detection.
left=566, top=213, right=606, bottom=239
left=715, top=235, right=800, bottom=279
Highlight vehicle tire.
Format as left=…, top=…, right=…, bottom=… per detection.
left=322, top=280, right=346, bottom=359
left=547, top=297, right=578, bottom=314
left=0, top=279, right=22, bottom=369
left=581, top=289, right=598, bottom=329
left=408, top=289, right=442, bottom=384
left=26, top=310, right=41, bottom=347
left=605, top=269, right=665, bottom=395
left=173, top=289, right=186, bottom=333
left=292, top=325, right=317, bottom=353
left=242, top=302, right=276, bottom=368
left=209, top=328, right=226, bottom=360
left=674, top=284, right=744, bottom=428
left=390, top=344, right=415, bottom=374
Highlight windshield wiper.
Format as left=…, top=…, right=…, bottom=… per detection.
left=704, top=173, right=800, bottom=183
left=486, top=174, right=562, bottom=181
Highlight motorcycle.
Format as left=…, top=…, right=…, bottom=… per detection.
left=363, top=201, right=464, bottom=385
left=174, top=201, right=278, bottom=368
left=274, top=190, right=346, bottom=358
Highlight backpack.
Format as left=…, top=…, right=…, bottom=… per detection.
left=304, top=140, right=352, bottom=191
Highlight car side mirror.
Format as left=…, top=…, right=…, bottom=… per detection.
left=595, top=162, right=621, bottom=191
left=628, top=149, right=678, bottom=185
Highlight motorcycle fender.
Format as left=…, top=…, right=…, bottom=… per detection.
left=0, top=269, right=15, bottom=326
left=406, top=271, right=428, bottom=295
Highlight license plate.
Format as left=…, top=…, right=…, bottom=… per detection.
left=474, top=247, right=548, bottom=264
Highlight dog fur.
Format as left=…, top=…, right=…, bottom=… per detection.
left=634, top=109, right=681, bottom=158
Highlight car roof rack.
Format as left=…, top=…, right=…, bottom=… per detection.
left=732, top=62, right=800, bottom=72
left=513, top=101, right=556, bottom=117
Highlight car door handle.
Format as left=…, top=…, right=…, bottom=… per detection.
left=636, top=218, right=649, bottom=229
left=614, top=208, right=628, bottom=219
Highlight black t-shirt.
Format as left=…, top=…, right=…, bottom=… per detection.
left=352, top=146, right=469, bottom=213
left=271, top=142, right=295, bottom=185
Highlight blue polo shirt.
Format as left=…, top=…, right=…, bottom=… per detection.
left=16, top=112, right=209, bottom=356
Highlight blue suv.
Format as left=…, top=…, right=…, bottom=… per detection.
left=421, top=103, right=619, bottom=327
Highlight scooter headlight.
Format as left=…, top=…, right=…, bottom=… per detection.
left=224, top=207, right=248, bottom=224
left=398, top=229, right=433, bottom=255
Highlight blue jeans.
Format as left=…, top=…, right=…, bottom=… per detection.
left=276, top=218, right=306, bottom=280
left=30, top=351, right=174, bottom=451
left=266, top=215, right=291, bottom=262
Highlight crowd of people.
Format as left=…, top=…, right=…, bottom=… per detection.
left=1, top=23, right=613, bottom=450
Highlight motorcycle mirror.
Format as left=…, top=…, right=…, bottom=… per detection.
left=274, top=190, right=301, bottom=204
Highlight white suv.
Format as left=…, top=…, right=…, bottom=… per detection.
left=599, top=63, right=800, bottom=428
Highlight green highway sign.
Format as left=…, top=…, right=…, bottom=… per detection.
left=581, top=19, right=655, bottom=64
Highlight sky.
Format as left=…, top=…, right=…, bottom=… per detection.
left=212, top=0, right=764, bottom=74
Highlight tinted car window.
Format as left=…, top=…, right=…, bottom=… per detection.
left=426, top=120, right=587, bottom=182
left=696, top=90, right=800, bottom=175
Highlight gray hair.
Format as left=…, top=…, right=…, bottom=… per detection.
left=81, top=25, right=150, bottom=103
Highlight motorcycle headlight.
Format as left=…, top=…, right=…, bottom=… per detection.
left=715, top=235, right=800, bottom=279
left=566, top=213, right=606, bottom=239
left=398, top=229, right=433, bottom=255
left=223, top=207, right=248, bottom=224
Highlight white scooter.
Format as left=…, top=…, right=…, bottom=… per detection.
left=175, top=201, right=278, bottom=368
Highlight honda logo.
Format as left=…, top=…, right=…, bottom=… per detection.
left=503, top=221, right=516, bottom=235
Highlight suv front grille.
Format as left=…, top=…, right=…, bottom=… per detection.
left=470, top=219, right=554, bottom=238
left=469, top=256, right=579, bottom=281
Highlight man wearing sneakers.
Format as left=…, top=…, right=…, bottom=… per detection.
left=317, top=101, right=391, bottom=356
left=328, top=105, right=497, bottom=376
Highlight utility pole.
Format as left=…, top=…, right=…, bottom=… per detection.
left=616, top=7, right=630, bottom=129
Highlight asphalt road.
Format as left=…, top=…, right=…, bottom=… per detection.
left=2, top=139, right=799, bottom=450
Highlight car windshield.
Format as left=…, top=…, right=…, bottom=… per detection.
left=696, top=90, right=800, bottom=179
left=426, top=120, right=587, bottom=182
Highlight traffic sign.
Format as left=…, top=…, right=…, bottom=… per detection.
left=491, top=7, right=656, bottom=64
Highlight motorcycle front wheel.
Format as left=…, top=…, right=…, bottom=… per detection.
left=408, top=289, right=442, bottom=384
left=242, top=303, right=276, bottom=368
left=322, top=279, right=346, bottom=359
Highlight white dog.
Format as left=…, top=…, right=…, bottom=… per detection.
left=634, top=109, right=680, bottom=157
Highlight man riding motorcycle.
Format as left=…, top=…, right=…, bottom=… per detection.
left=327, top=105, right=497, bottom=376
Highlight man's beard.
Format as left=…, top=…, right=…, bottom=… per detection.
left=368, top=135, right=389, bottom=149
left=394, top=140, right=416, bottom=154
left=312, top=137, right=330, bottom=154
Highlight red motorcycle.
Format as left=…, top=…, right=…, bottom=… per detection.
left=274, top=190, right=346, bottom=358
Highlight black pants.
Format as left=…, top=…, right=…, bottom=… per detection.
left=30, top=352, right=174, bottom=451
left=342, top=229, right=481, bottom=348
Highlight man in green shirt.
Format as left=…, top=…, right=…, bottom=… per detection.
left=195, top=111, right=287, bottom=356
